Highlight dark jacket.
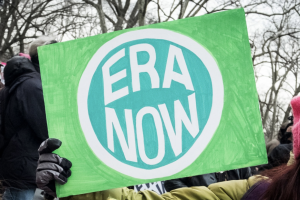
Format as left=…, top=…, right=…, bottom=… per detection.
left=164, top=167, right=252, bottom=192
left=0, top=56, right=48, bottom=189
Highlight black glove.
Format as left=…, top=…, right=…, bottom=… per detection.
left=36, top=138, right=72, bottom=198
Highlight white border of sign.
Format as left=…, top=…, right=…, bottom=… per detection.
left=78, top=29, right=224, bottom=179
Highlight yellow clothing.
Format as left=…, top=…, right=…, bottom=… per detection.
left=287, top=151, right=295, bottom=166
left=60, top=176, right=262, bottom=200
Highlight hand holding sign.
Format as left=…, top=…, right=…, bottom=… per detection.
left=36, top=138, right=72, bottom=198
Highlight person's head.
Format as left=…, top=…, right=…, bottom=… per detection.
left=280, top=129, right=293, bottom=144
left=4, top=56, right=36, bottom=87
left=260, top=96, right=300, bottom=200
left=28, top=36, right=57, bottom=71
left=278, top=121, right=293, bottom=142
left=260, top=144, right=293, bottom=172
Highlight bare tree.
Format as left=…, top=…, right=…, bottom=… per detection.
left=80, top=0, right=152, bottom=32
left=0, top=0, right=85, bottom=61
left=1, top=0, right=299, bottom=140
left=249, top=0, right=300, bottom=139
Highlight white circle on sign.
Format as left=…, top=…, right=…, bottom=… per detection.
left=77, top=28, right=224, bottom=179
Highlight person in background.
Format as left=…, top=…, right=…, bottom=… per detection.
left=259, top=143, right=292, bottom=171
left=278, top=117, right=293, bottom=145
left=0, top=54, right=30, bottom=88
left=260, top=117, right=294, bottom=171
left=0, top=37, right=56, bottom=200
left=28, top=36, right=57, bottom=72
left=0, top=56, right=48, bottom=200
left=266, top=119, right=293, bottom=155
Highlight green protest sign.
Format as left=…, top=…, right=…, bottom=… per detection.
left=39, top=8, right=267, bottom=197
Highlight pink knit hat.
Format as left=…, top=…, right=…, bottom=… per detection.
left=291, top=96, right=300, bottom=160
left=18, top=53, right=31, bottom=60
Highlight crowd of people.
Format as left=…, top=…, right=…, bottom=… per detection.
left=0, top=36, right=299, bottom=200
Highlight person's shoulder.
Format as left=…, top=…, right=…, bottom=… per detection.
left=207, top=176, right=268, bottom=200
left=14, top=73, right=42, bottom=98
left=208, top=179, right=249, bottom=200
left=19, top=73, right=42, bottom=90
left=282, top=143, right=293, bottom=150
left=167, top=186, right=220, bottom=200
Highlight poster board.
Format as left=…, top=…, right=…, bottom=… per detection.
left=39, top=8, right=267, bottom=197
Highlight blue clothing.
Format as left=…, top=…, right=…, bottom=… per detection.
left=3, top=188, right=35, bottom=200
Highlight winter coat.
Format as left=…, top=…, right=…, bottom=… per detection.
left=60, top=176, right=263, bottom=200
left=164, top=167, right=252, bottom=192
left=0, top=56, right=48, bottom=189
